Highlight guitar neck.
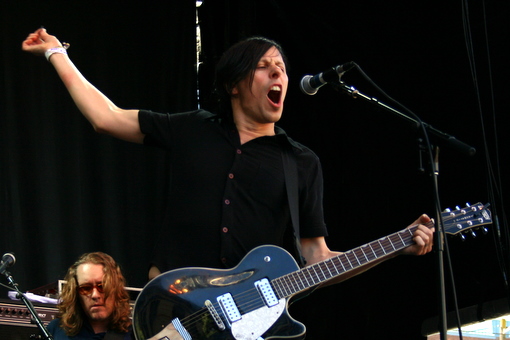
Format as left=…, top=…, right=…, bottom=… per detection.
left=272, top=222, right=431, bottom=298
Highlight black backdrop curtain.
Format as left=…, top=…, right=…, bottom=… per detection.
left=2, top=1, right=510, bottom=339
left=1, top=2, right=197, bottom=289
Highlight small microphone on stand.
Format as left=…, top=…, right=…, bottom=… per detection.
left=300, top=62, right=355, bottom=95
left=0, top=253, right=16, bottom=275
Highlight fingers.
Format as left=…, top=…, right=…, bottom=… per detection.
left=22, top=31, right=44, bottom=51
left=412, top=224, right=435, bottom=255
left=401, top=215, right=435, bottom=256
left=22, top=28, right=62, bottom=56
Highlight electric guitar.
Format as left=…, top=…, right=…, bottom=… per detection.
left=132, top=203, right=492, bottom=340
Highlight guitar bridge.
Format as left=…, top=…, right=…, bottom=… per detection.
left=205, top=299, right=226, bottom=331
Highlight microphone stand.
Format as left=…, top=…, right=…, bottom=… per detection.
left=332, top=81, right=475, bottom=157
left=2, top=270, right=54, bottom=340
left=330, top=80, right=476, bottom=340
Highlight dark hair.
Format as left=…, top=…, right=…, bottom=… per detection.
left=214, top=37, right=288, bottom=119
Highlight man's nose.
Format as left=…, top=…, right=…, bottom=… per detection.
left=90, top=286, right=102, bottom=298
left=270, top=65, right=283, bottom=78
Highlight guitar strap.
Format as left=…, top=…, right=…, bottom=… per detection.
left=281, top=143, right=306, bottom=268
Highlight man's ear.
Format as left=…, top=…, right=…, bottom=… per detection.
left=231, top=85, right=239, bottom=95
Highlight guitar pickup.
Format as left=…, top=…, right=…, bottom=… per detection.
left=255, top=278, right=279, bottom=307
left=217, top=293, right=241, bottom=324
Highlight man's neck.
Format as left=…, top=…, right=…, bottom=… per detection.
left=90, top=320, right=109, bottom=334
left=233, top=116, right=275, bottom=145
left=237, top=126, right=275, bottom=144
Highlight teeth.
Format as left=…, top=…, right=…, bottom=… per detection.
left=270, top=86, right=281, bottom=91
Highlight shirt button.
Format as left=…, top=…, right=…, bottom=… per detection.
left=228, top=173, right=234, bottom=179
left=224, top=199, right=230, bottom=205
left=236, top=149, right=242, bottom=154
left=222, top=227, right=229, bottom=233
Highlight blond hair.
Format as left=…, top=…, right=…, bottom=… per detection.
left=57, top=252, right=131, bottom=336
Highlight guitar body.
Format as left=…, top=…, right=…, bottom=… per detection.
left=133, top=245, right=306, bottom=340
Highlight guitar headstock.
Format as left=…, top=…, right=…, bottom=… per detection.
left=442, top=203, right=492, bottom=238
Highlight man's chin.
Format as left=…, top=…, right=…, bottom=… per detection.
left=89, top=307, right=111, bottom=320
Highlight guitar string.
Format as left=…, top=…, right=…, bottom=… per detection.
left=274, top=205, right=487, bottom=296
left=273, top=225, right=420, bottom=297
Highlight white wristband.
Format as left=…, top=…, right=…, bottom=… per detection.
left=45, top=46, right=68, bottom=62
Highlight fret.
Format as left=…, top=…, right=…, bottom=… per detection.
left=351, top=250, right=362, bottom=266
left=276, top=278, right=287, bottom=298
left=396, top=232, right=405, bottom=246
left=335, top=256, right=347, bottom=272
left=388, top=237, right=397, bottom=251
left=289, top=273, right=300, bottom=292
left=295, top=271, right=306, bottom=290
left=310, top=265, right=321, bottom=282
left=273, top=278, right=284, bottom=299
left=288, top=272, right=300, bottom=292
left=326, top=258, right=339, bottom=276
left=344, top=252, right=356, bottom=271
left=325, top=263, right=334, bottom=279
left=368, top=243, right=378, bottom=259
left=306, top=266, right=318, bottom=286
left=405, top=228, right=415, bottom=242
left=343, top=252, right=354, bottom=269
left=302, top=268, right=312, bottom=287
left=371, top=242, right=382, bottom=258
left=360, top=246, right=369, bottom=262
left=281, top=276, right=292, bottom=296
left=377, top=239, right=387, bottom=255
left=320, top=261, right=333, bottom=280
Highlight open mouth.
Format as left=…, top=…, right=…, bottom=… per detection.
left=267, top=85, right=282, bottom=105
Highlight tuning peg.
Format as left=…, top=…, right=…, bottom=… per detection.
left=482, top=227, right=488, bottom=235
left=471, top=230, right=477, bottom=238
left=459, top=233, right=466, bottom=241
left=444, top=208, right=451, bottom=213
left=465, top=203, right=471, bottom=207
left=456, top=206, right=461, bottom=210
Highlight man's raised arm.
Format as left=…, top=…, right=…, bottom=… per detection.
left=22, top=28, right=144, bottom=144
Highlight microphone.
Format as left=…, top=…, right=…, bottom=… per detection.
left=300, top=61, right=355, bottom=95
left=0, top=253, right=16, bottom=275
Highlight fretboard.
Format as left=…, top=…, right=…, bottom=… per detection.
left=272, top=222, right=431, bottom=299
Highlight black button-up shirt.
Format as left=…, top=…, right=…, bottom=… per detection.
left=140, top=109, right=327, bottom=271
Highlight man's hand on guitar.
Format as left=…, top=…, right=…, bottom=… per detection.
left=400, top=214, right=435, bottom=256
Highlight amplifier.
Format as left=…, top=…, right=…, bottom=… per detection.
left=0, top=299, right=57, bottom=326
left=0, top=299, right=57, bottom=339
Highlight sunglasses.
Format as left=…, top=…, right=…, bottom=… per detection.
left=77, top=283, right=104, bottom=296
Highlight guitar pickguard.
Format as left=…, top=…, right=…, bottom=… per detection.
left=231, top=299, right=286, bottom=339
